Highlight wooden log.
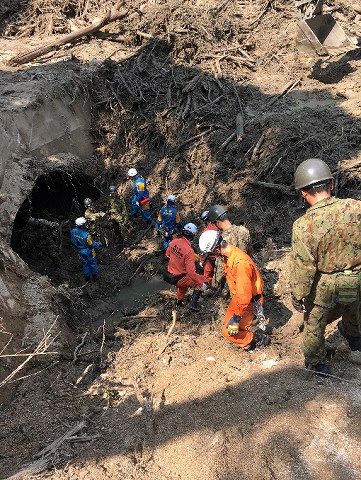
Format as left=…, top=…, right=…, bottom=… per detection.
left=250, top=131, right=266, bottom=162
left=5, top=422, right=86, bottom=480
left=248, top=180, right=291, bottom=194
left=268, top=78, right=301, bottom=106
left=73, top=332, right=88, bottom=363
left=236, top=112, right=245, bottom=141
left=8, top=3, right=128, bottom=66
left=158, top=310, right=177, bottom=356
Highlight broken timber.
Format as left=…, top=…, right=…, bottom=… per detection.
left=8, top=3, right=129, bottom=66
left=248, top=180, right=292, bottom=194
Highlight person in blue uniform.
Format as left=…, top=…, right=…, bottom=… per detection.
left=70, top=217, right=103, bottom=282
left=156, top=195, right=182, bottom=250
left=128, top=168, right=151, bottom=224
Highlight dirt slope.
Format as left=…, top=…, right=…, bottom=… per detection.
left=0, top=1, right=361, bottom=479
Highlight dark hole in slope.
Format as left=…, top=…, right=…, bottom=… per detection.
left=11, top=170, right=100, bottom=280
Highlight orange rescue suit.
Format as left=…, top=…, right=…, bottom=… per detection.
left=166, top=236, right=205, bottom=300
left=222, top=245, right=264, bottom=347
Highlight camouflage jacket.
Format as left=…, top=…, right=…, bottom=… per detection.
left=214, top=224, right=251, bottom=283
left=290, top=197, right=361, bottom=301
left=84, top=208, right=105, bottom=226
left=108, top=195, right=128, bottom=221
left=221, top=224, right=251, bottom=255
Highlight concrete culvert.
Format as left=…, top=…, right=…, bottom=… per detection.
left=11, top=170, right=101, bottom=283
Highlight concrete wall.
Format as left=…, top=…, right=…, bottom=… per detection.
left=0, top=92, right=94, bottom=241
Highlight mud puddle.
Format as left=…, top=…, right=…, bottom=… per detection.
left=115, top=275, right=172, bottom=311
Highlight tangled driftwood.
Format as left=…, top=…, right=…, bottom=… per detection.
left=8, top=2, right=128, bottom=66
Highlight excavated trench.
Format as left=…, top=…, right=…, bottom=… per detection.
left=2, top=2, right=361, bottom=478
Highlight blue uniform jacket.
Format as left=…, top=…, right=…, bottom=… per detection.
left=156, top=205, right=182, bottom=232
left=133, top=176, right=150, bottom=203
left=70, top=228, right=102, bottom=257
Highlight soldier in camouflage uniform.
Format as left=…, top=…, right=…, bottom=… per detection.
left=290, top=158, right=361, bottom=376
left=28, top=217, right=61, bottom=266
left=108, top=185, right=129, bottom=242
left=207, top=204, right=251, bottom=296
left=83, top=198, right=106, bottom=242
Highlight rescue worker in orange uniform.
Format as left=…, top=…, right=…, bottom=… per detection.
left=199, top=230, right=270, bottom=350
left=164, top=223, right=207, bottom=311
left=199, top=210, right=218, bottom=284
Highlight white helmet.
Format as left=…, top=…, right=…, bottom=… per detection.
left=199, top=230, right=222, bottom=254
left=183, top=223, right=198, bottom=238
left=167, top=194, right=176, bottom=203
left=201, top=210, right=209, bottom=221
left=75, top=217, right=87, bottom=227
left=128, top=168, right=138, bottom=177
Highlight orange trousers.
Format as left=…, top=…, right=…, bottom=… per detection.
left=221, top=298, right=254, bottom=347
left=203, top=257, right=215, bottom=284
left=176, top=272, right=205, bottom=300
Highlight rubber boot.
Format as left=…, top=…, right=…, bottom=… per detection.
left=189, top=290, right=202, bottom=312
left=92, top=273, right=99, bottom=282
left=307, top=363, right=331, bottom=377
left=246, top=331, right=270, bottom=351
left=338, top=320, right=361, bottom=351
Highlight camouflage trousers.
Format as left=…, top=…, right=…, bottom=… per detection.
left=303, top=298, right=361, bottom=366
left=213, top=257, right=225, bottom=286
left=111, top=216, right=128, bottom=242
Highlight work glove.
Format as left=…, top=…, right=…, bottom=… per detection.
left=291, top=293, right=304, bottom=313
left=135, top=201, right=140, bottom=206
left=227, top=314, right=241, bottom=336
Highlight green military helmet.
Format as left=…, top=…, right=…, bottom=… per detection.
left=208, top=204, right=227, bottom=223
left=294, top=158, right=333, bottom=190
left=28, top=217, right=38, bottom=226
left=83, top=198, right=93, bottom=207
left=109, top=185, right=117, bottom=194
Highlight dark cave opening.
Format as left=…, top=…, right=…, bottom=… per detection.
left=11, top=170, right=101, bottom=280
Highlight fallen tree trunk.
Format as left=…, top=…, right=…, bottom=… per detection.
left=8, top=3, right=128, bottom=66
left=248, top=180, right=292, bottom=194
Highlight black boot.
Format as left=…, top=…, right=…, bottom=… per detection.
left=306, top=363, right=331, bottom=377
left=92, top=273, right=99, bottom=282
left=189, top=290, right=202, bottom=312
left=84, top=276, right=91, bottom=283
left=346, top=335, right=361, bottom=351
left=338, top=320, right=361, bottom=351
left=247, top=331, right=270, bottom=351
left=175, top=298, right=183, bottom=308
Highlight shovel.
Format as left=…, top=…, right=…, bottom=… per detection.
left=295, top=0, right=355, bottom=55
